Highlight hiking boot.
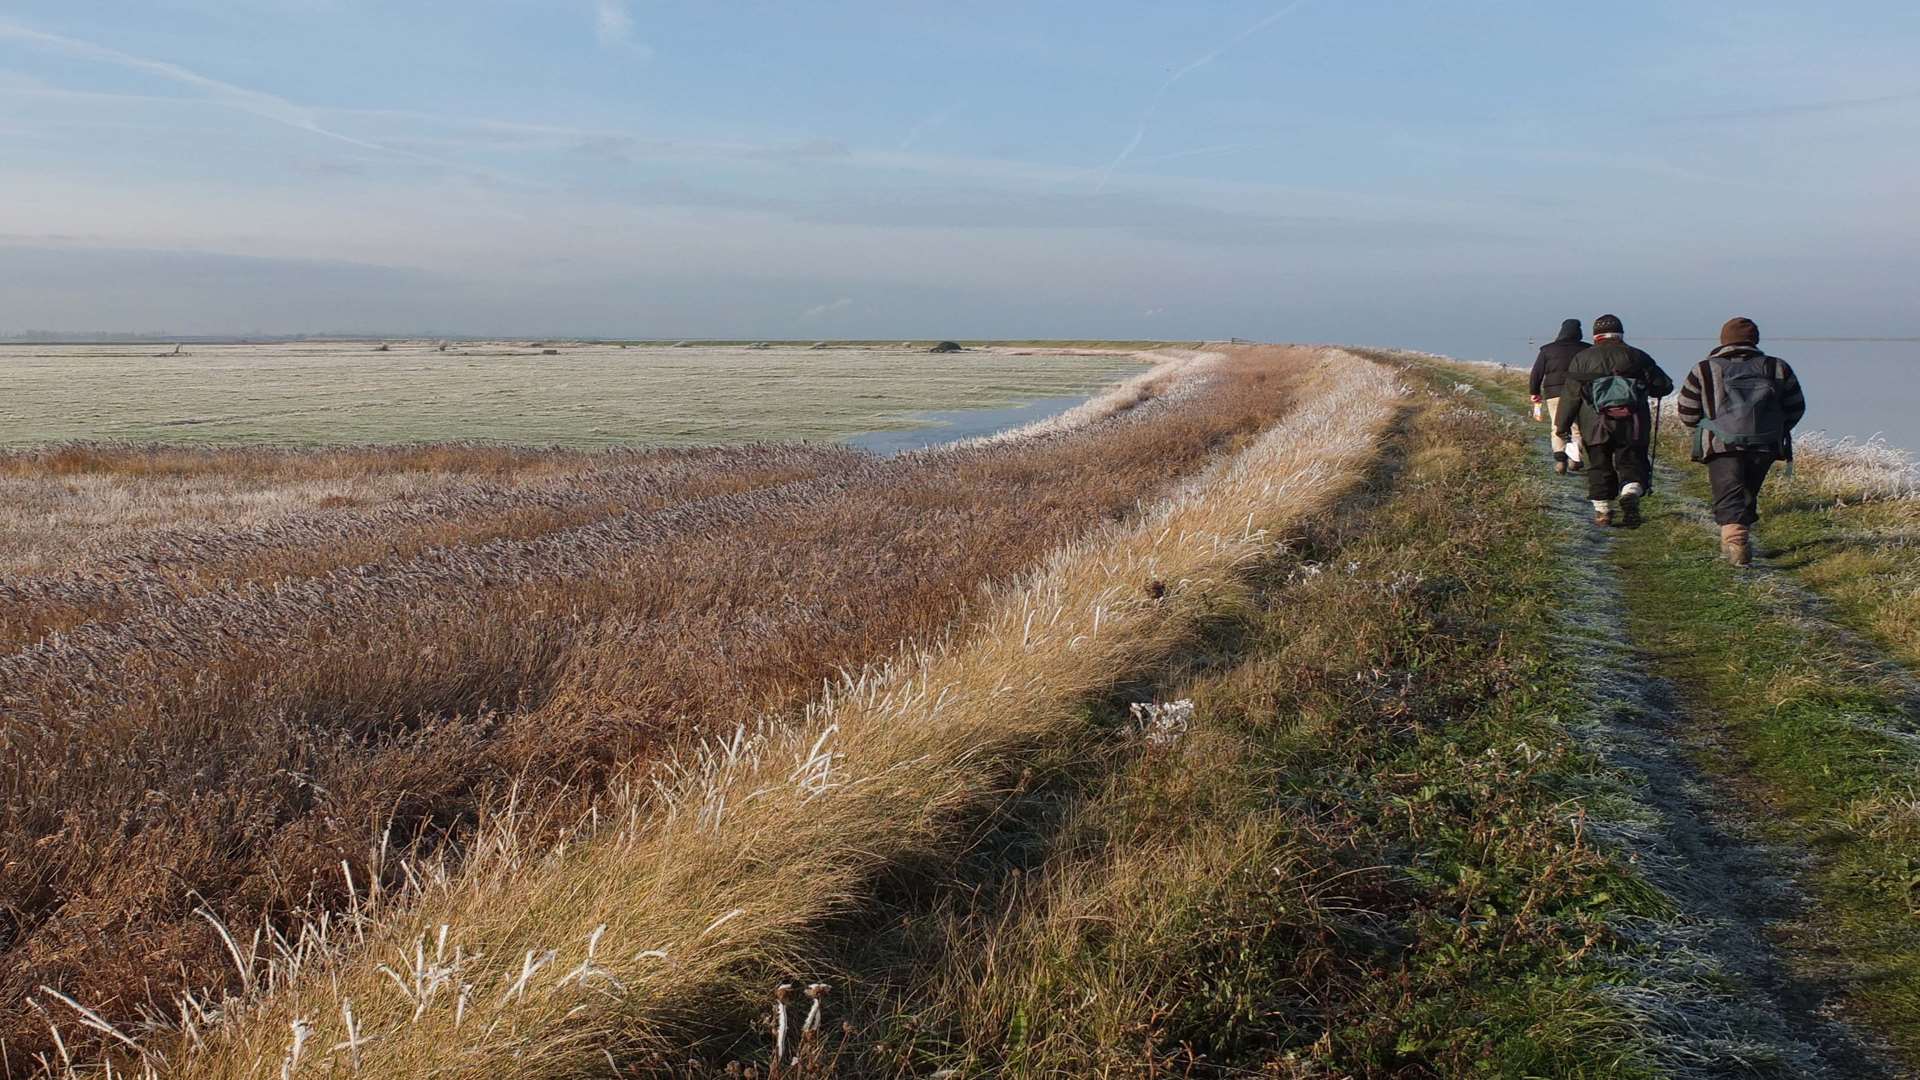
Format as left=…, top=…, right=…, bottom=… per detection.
left=1554, top=459, right=1568, bottom=475
left=1620, top=495, right=1643, bottom=527
left=1721, top=524, right=1752, bottom=567
left=1569, top=458, right=1585, bottom=472
left=1592, top=510, right=1613, bottom=528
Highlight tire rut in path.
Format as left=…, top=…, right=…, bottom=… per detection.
left=1531, top=427, right=1903, bottom=1078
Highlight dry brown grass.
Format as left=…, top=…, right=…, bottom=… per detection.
left=104, top=347, right=1395, bottom=1080
left=0, top=445, right=622, bottom=577
left=0, top=350, right=1302, bottom=1073
left=0, top=445, right=856, bottom=652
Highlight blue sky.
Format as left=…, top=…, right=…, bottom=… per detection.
left=2, top=1, right=1917, bottom=352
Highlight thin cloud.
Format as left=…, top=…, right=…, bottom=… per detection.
left=594, top=0, right=653, bottom=56
left=1133, top=142, right=1260, bottom=165
left=898, top=100, right=967, bottom=151
left=801, top=297, right=854, bottom=319
left=0, top=17, right=389, bottom=154
left=1096, top=0, right=1312, bottom=193
left=1662, top=89, right=1920, bottom=123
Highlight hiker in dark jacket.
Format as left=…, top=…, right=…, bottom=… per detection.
left=1529, top=318, right=1589, bottom=474
left=1556, top=314, right=1675, bottom=528
left=1676, top=317, right=1807, bottom=567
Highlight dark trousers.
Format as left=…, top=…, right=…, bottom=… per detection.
left=1705, top=452, right=1777, bottom=526
left=1582, top=440, right=1649, bottom=502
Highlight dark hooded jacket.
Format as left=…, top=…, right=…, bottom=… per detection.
left=1555, top=339, right=1676, bottom=446
left=1528, top=319, right=1587, bottom=400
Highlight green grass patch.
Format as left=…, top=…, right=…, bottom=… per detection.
left=817, top=374, right=1677, bottom=1078
left=1609, top=488, right=1920, bottom=1062
left=1662, top=451, right=1920, bottom=673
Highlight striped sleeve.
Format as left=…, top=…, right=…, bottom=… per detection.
left=1676, top=360, right=1707, bottom=427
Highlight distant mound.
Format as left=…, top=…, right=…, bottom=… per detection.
left=929, top=340, right=963, bottom=354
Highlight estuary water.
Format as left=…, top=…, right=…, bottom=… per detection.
left=1453, top=338, right=1916, bottom=452
left=845, top=393, right=1092, bottom=455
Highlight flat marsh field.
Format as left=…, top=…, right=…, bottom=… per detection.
left=0, top=341, right=1144, bottom=446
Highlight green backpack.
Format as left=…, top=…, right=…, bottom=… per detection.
left=1589, top=373, right=1645, bottom=412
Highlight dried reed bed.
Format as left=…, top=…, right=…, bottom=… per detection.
left=0, top=445, right=857, bottom=652
left=0, top=352, right=1287, bottom=1071
left=0, top=445, right=618, bottom=578
left=111, top=348, right=1397, bottom=1080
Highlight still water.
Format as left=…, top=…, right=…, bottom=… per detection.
left=846, top=393, right=1091, bottom=456
left=1447, top=338, right=1916, bottom=451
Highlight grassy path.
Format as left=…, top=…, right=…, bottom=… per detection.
left=1437, top=357, right=1917, bottom=1076
left=716, top=357, right=1883, bottom=1077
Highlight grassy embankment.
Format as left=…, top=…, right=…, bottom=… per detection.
left=104, top=350, right=1390, bottom=1078
left=779, top=363, right=1696, bottom=1078
left=1, top=350, right=1263, bottom=1073
left=1456, top=360, right=1920, bottom=1064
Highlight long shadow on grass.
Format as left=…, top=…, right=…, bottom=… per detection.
left=641, top=405, right=1423, bottom=1076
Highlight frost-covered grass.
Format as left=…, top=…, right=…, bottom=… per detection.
left=1759, top=434, right=1920, bottom=668
left=832, top=381, right=1675, bottom=1078
left=0, top=342, right=1143, bottom=447
left=0, top=349, right=1292, bottom=1075
left=60, top=349, right=1391, bottom=1079
left=1611, top=484, right=1920, bottom=1066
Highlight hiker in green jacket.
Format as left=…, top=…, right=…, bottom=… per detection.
left=1675, top=317, right=1807, bottom=567
left=1555, top=314, right=1675, bottom=528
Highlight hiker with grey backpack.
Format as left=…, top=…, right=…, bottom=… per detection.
left=1676, top=317, right=1807, bottom=566
left=1556, top=314, right=1675, bottom=528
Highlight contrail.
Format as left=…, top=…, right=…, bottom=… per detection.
left=1095, top=0, right=1311, bottom=193
left=0, top=17, right=423, bottom=159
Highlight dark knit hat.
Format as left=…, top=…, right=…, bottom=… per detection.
left=1720, top=317, right=1760, bottom=346
left=1593, top=314, right=1624, bottom=336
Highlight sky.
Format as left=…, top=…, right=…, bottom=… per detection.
left=2, top=1, right=1918, bottom=354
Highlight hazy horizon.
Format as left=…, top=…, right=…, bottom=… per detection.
left=3, top=3, right=1919, bottom=346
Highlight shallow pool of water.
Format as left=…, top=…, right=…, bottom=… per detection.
left=846, top=393, right=1092, bottom=456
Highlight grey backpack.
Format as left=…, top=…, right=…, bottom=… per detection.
left=1698, top=354, right=1787, bottom=456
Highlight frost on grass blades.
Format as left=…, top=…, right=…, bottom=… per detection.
left=0, top=343, right=1145, bottom=448
left=1790, top=433, right=1920, bottom=503
left=35, top=349, right=1397, bottom=1079
left=0, top=348, right=1302, bottom=1075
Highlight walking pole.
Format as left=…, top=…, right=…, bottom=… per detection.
left=1649, top=396, right=1664, bottom=493
left=1651, top=397, right=1663, bottom=466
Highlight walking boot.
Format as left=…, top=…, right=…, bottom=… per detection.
left=1619, top=482, right=1644, bottom=527
left=1553, top=452, right=1569, bottom=475
left=1721, top=524, right=1752, bottom=567
left=1592, top=501, right=1614, bottom=528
